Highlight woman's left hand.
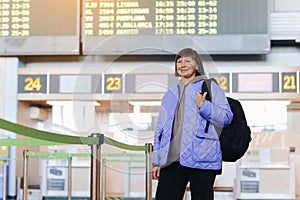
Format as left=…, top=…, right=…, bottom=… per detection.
left=196, top=91, right=207, bottom=109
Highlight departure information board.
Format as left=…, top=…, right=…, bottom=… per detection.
left=83, top=0, right=269, bottom=55
left=0, top=0, right=80, bottom=55
left=0, top=0, right=269, bottom=55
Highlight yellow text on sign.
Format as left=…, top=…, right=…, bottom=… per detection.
left=24, top=77, right=42, bottom=92
left=106, top=76, right=121, bottom=91
left=214, top=76, right=228, bottom=91
left=283, top=75, right=296, bottom=90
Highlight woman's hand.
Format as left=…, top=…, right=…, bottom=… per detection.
left=196, top=91, right=207, bottom=109
left=152, top=166, right=160, bottom=180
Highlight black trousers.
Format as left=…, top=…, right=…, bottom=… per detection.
left=155, top=162, right=217, bottom=200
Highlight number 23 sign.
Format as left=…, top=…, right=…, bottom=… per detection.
left=104, top=74, right=122, bottom=93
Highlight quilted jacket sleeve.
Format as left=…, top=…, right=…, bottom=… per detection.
left=199, top=81, right=233, bottom=127
left=152, top=97, right=166, bottom=166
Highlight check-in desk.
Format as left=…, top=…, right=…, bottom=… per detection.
left=235, top=148, right=295, bottom=199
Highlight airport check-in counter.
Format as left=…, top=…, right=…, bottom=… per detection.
left=235, top=148, right=295, bottom=199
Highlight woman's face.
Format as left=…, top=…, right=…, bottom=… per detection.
left=176, top=56, right=197, bottom=80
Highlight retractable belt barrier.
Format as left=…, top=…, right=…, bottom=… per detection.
left=0, top=118, right=153, bottom=200
left=0, top=118, right=147, bottom=151
left=0, top=152, right=144, bottom=160
left=1, top=152, right=145, bottom=200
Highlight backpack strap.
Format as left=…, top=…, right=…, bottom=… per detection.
left=201, top=78, right=217, bottom=133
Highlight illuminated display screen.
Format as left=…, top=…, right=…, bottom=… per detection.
left=125, top=74, right=174, bottom=93
left=83, top=0, right=269, bottom=55
left=135, top=74, right=168, bottom=93
left=49, top=75, right=102, bottom=94
left=0, top=0, right=80, bottom=55
left=232, top=73, right=280, bottom=93
left=238, top=73, right=273, bottom=92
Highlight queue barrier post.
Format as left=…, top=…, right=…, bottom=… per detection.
left=2, top=160, right=8, bottom=200
left=101, top=159, right=106, bottom=200
left=145, top=143, right=153, bottom=200
left=22, top=151, right=91, bottom=199
left=90, top=133, right=104, bottom=200
left=23, top=150, right=29, bottom=200
left=67, top=155, right=72, bottom=200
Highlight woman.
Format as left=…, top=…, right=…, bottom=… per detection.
left=152, top=48, right=233, bottom=200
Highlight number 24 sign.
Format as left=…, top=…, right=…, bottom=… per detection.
left=18, top=75, right=47, bottom=93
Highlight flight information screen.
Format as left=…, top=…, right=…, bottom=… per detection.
left=0, top=0, right=80, bottom=55
left=83, top=0, right=269, bottom=55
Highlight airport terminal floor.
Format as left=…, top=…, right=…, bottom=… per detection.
left=1, top=0, right=300, bottom=199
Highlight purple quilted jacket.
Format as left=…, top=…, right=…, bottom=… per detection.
left=152, top=80, right=233, bottom=170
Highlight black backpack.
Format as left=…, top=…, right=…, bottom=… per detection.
left=202, top=78, right=252, bottom=162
